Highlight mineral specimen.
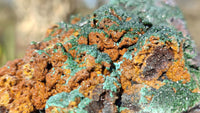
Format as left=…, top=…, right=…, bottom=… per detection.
left=0, top=0, right=200, bottom=113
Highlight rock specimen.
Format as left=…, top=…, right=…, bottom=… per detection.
left=0, top=0, right=200, bottom=113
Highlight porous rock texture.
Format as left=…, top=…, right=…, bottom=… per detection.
left=1, top=0, right=200, bottom=113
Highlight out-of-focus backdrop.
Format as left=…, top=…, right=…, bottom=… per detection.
left=0, top=0, right=199, bottom=66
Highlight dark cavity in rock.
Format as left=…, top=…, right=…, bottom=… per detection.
left=141, top=46, right=174, bottom=80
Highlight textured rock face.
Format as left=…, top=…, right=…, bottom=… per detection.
left=0, top=0, right=200, bottom=113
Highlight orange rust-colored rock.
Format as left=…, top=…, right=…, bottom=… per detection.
left=118, top=37, right=138, bottom=48
left=166, top=59, right=191, bottom=83
left=104, top=49, right=119, bottom=61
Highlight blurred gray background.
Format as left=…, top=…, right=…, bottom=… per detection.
left=0, top=0, right=199, bottom=66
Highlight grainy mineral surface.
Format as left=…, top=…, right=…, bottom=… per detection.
left=0, top=0, right=200, bottom=113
